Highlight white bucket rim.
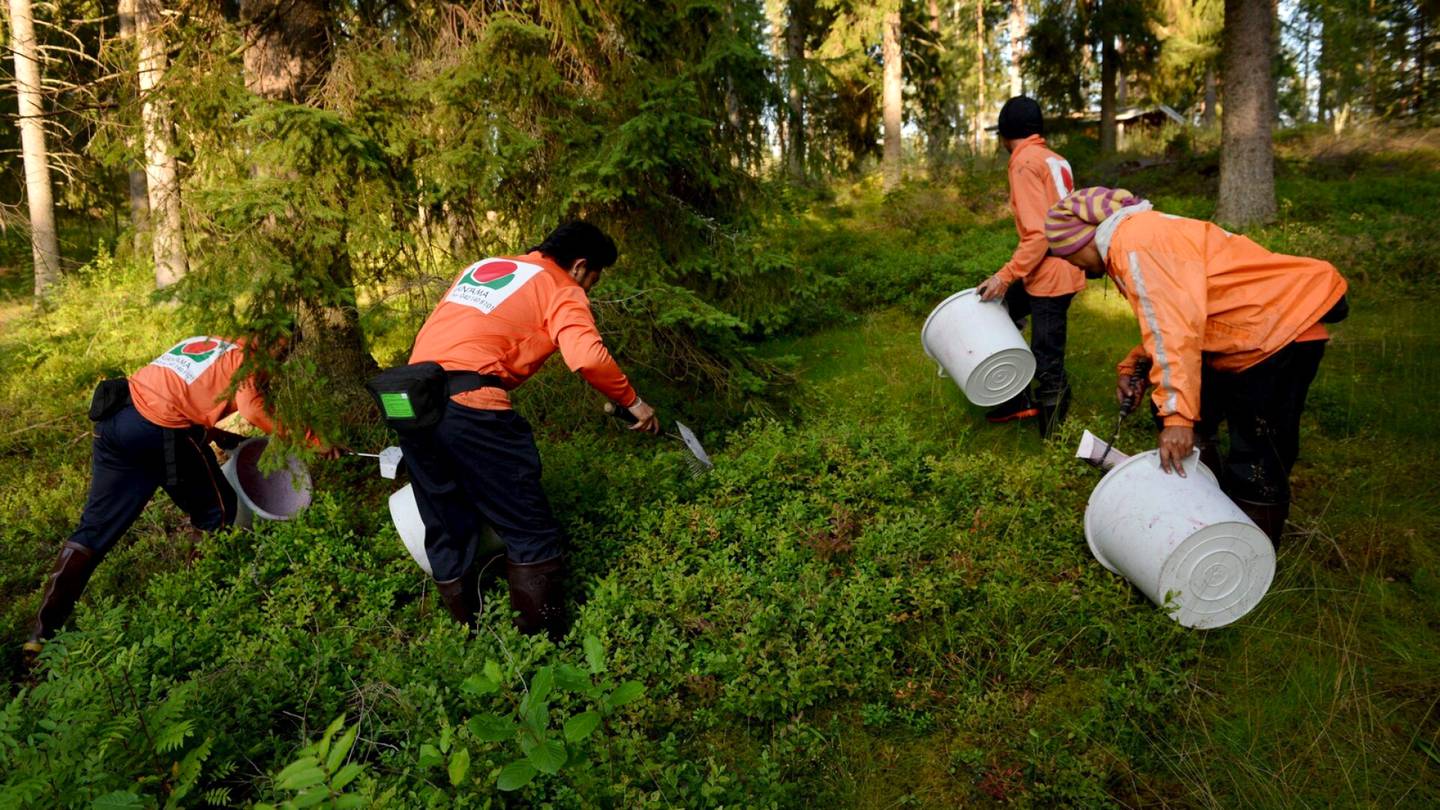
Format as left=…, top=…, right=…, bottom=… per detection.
left=1083, top=448, right=1217, bottom=573
left=920, top=288, right=981, bottom=361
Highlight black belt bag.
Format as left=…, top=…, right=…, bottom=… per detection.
left=365, top=362, right=504, bottom=434
left=89, top=377, right=132, bottom=422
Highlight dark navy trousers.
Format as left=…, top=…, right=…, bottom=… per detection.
left=69, top=404, right=237, bottom=556
left=1004, top=281, right=1075, bottom=405
left=399, top=402, right=564, bottom=581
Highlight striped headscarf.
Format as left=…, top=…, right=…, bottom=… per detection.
left=1045, top=187, right=1147, bottom=257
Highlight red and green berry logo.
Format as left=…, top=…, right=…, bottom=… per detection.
left=458, top=260, right=518, bottom=290
left=168, top=338, right=223, bottom=363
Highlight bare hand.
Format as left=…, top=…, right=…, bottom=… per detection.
left=1157, top=425, right=1194, bottom=476
left=627, top=398, right=661, bottom=434
left=976, top=273, right=1010, bottom=302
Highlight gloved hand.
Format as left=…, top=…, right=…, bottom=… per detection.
left=206, top=427, right=248, bottom=451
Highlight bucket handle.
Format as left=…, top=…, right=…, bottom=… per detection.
left=935, top=363, right=948, bottom=379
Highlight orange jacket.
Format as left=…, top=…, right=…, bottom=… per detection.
left=129, top=337, right=277, bottom=432
left=410, top=252, right=639, bottom=411
left=1107, top=211, right=1347, bottom=427
left=996, top=135, right=1085, bottom=296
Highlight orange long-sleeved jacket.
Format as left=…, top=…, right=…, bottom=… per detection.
left=129, top=337, right=277, bottom=432
left=996, top=135, right=1086, bottom=297
left=1106, top=211, right=1347, bottom=427
left=410, top=252, right=639, bottom=411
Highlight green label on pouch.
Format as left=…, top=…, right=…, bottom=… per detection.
left=380, top=392, right=415, bottom=419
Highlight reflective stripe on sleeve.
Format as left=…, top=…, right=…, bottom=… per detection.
left=1127, top=251, right=1179, bottom=415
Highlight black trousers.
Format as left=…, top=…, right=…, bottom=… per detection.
left=399, top=402, right=564, bottom=581
left=69, top=404, right=236, bottom=556
left=1193, top=340, right=1326, bottom=504
left=1004, top=281, right=1074, bottom=404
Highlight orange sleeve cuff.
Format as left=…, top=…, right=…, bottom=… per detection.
left=1162, top=414, right=1194, bottom=428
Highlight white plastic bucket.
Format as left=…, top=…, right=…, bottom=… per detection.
left=388, top=483, right=506, bottom=577
left=1084, top=450, right=1274, bottom=629
left=921, top=289, right=1035, bottom=406
left=220, top=437, right=312, bottom=529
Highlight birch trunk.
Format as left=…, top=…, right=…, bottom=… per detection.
left=119, top=0, right=150, bottom=252
left=137, top=0, right=188, bottom=287
left=1007, top=0, right=1026, bottom=97
left=882, top=8, right=903, bottom=191
left=7, top=0, right=62, bottom=298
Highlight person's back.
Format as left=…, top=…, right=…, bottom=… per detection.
left=398, top=221, right=657, bottom=640
left=410, top=252, right=636, bottom=411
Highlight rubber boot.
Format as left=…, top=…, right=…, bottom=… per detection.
left=23, top=542, right=99, bottom=663
left=434, top=571, right=481, bottom=629
left=1235, top=498, right=1289, bottom=545
left=986, top=392, right=1038, bottom=424
left=1036, top=387, right=1072, bottom=440
left=507, top=556, right=566, bottom=641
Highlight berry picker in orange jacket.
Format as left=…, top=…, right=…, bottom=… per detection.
left=388, top=221, right=659, bottom=640
left=1046, top=187, right=1348, bottom=542
left=975, top=97, right=1085, bottom=436
left=22, top=336, right=322, bottom=664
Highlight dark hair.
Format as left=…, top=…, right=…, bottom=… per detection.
left=997, top=96, right=1045, bottom=140
left=531, top=220, right=618, bottom=272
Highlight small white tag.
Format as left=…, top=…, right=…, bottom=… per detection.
left=378, top=446, right=403, bottom=479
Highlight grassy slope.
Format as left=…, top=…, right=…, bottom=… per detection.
left=0, top=132, right=1436, bottom=807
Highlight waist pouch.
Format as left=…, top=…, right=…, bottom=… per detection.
left=1320, top=294, right=1349, bottom=324
left=366, top=362, right=504, bottom=434
left=89, top=378, right=132, bottom=422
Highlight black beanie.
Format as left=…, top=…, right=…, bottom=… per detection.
left=997, top=96, right=1044, bottom=139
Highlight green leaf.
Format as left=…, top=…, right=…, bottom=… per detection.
left=334, top=796, right=367, bottom=810
left=91, top=791, right=144, bottom=810
left=525, top=739, right=567, bottom=775
left=583, top=635, right=606, bottom=674
left=320, top=714, right=347, bottom=759
left=276, top=757, right=326, bottom=790
left=331, top=762, right=363, bottom=791
left=418, top=743, right=444, bottom=769
left=468, top=713, right=516, bottom=742
left=484, top=659, right=503, bottom=683
left=462, top=674, right=498, bottom=696
left=448, top=747, right=471, bottom=787
left=326, top=724, right=358, bottom=774
left=523, top=700, right=550, bottom=735
left=439, top=723, right=452, bottom=754
left=292, top=786, right=329, bottom=808
left=496, top=759, right=538, bottom=791
left=607, top=680, right=646, bottom=709
left=563, top=711, right=601, bottom=743
left=530, top=666, right=555, bottom=706
left=555, top=663, right=590, bottom=692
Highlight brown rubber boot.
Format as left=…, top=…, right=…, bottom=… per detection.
left=24, top=542, right=100, bottom=662
left=1235, top=498, right=1289, bottom=546
left=434, top=573, right=481, bottom=629
left=507, top=556, right=566, bottom=641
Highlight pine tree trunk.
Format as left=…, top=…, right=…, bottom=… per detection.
left=769, top=11, right=787, bottom=168
left=1216, top=0, right=1277, bottom=226
left=1317, top=14, right=1329, bottom=123
left=927, top=0, right=946, bottom=166
left=137, top=0, right=187, bottom=288
left=118, top=0, right=150, bottom=253
left=1300, top=10, right=1312, bottom=123
left=1100, top=35, right=1117, bottom=153
left=1007, top=0, right=1026, bottom=97
left=7, top=0, right=62, bottom=299
left=240, top=0, right=378, bottom=412
left=785, top=1, right=806, bottom=180
left=1203, top=66, right=1217, bottom=127
left=973, top=0, right=986, bottom=153
left=883, top=8, right=903, bottom=191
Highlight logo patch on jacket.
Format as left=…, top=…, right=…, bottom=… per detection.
left=445, top=258, right=543, bottom=313
left=151, top=337, right=238, bottom=384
